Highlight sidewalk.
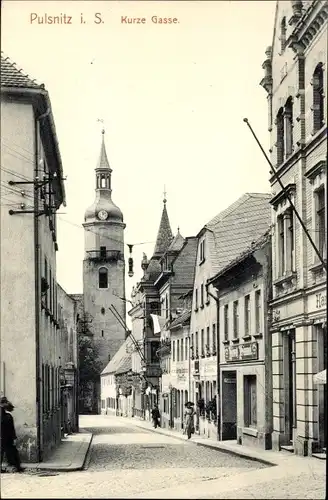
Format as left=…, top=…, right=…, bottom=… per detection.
left=117, top=415, right=323, bottom=467
left=20, top=431, right=93, bottom=472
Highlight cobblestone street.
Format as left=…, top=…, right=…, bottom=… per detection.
left=1, top=416, right=326, bottom=499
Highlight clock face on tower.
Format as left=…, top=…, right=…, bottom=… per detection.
left=97, top=210, right=108, bottom=221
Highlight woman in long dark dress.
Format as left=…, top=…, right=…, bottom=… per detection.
left=184, top=402, right=195, bottom=439
left=1, top=397, right=24, bottom=473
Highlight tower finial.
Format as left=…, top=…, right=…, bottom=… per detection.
left=163, top=185, right=167, bottom=204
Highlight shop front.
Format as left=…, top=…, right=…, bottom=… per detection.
left=198, top=358, right=217, bottom=439
left=271, top=286, right=327, bottom=456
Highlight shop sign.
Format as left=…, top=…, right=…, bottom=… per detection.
left=225, top=342, right=259, bottom=362
left=315, top=292, right=326, bottom=310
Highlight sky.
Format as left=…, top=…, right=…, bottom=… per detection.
left=2, top=0, right=277, bottom=305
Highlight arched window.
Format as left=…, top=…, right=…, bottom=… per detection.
left=99, top=267, right=108, bottom=288
left=313, top=63, right=324, bottom=132
left=276, top=107, right=284, bottom=165
left=100, top=175, right=106, bottom=188
left=280, top=17, right=286, bottom=53
left=285, top=97, right=293, bottom=157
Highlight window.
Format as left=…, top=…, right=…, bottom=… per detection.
left=101, top=307, right=105, bottom=315
left=276, top=108, right=284, bottom=165
left=181, top=339, right=184, bottom=361
left=285, top=97, right=293, bottom=157
left=101, top=330, right=104, bottom=337
left=100, top=175, right=106, bottom=188
left=201, top=329, right=204, bottom=356
left=165, top=295, right=168, bottom=319
left=288, top=211, right=295, bottom=271
left=278, top=214, right=285, bottom=275
left=206, top=326, right=210, bottom=355
left=195, top=289, right=198, bottom=310
left=313, top=63, right=324, bottom=132
left=49, top=269, right=52, bottom=314
left=315, top=187, right=326, bottom=259
left=200, top=284, right=204, bottom=307
left=100, top=246, right=107, bottom=258
left=177, top=339, right=180, bottom=361
left=195, top=331, right=199, bottom=358
left=244, top=375, right=257, bottom=428
left=99, top=267, right=108, bottom=288
left=233, top=301, right=239, bottom=338
left=206, top=284, right=210, bottom=304
left=199, top=240, right=205, bottom=263
left=212, top=324, right=217, bottom=353
left=185, top=337, right=188, bottom=360
left=224, top=305, right=229, bottom=340
left=150, top=341, right=160, bottom=362
left=280, top=16, right=286, bottom=53
left=191, top=333, right=194, bottom=358
left=244, top=295, right=251, bottom=336
left=255, top=290, right=261, bottom=333
left=172, top=341, right=176, bottom=361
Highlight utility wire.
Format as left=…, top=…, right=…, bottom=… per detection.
left=243, top=118, right=326, bottom=270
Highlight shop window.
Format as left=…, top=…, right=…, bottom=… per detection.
left=244, top=375, right=257, bottom=428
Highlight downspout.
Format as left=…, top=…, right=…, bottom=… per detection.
left=35, top=107, right=50, bottom=461
left=206, top=286, right=221, bottom=441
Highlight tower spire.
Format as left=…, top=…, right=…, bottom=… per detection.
left=97, top=128, right=111, bottom=170
left=153, top=192, right=173, bottom=259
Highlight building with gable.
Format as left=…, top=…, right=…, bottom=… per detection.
left=82, top=130, right=127, bottom=413
left=190, top=193, right=272, bottom=440
left=260, top=0, right=327, bottom=456
left=100, top=336, right=133, bottom=417
left=155, top=232, right=198, bottom=431
left=209, top=230, right=272, bottom=450
left=128, top=198, right=174, bottom=421
left=0, top=53, right=73, bottom=462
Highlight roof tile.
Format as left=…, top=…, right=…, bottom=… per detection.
left=1, top=52, right=42, bottom=89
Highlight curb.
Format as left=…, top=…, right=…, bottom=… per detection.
left=130, top=419, right=277, bottom=467
left=20, top=433, right=94, bottom=473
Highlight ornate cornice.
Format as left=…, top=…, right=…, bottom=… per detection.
left=270, top=183, right=296, bottom=209
left=287, top=1, right=328, bottom=54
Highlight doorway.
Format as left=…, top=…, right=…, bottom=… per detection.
left=318, top=324, right=327, bottom=450
left=221, top=370, right=237, bottom=440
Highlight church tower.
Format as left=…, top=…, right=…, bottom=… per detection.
left=83, top=130, right=126, bottom=373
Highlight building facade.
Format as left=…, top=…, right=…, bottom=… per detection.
left=82, top=130, right=126, bottom=412
left=260, top=0, right=327, bottom=456
left=190, top=193, right=272, bottom=440
left=156, top=234, right=198, bottom=431
left=57, top=285, right=79, bottom=435
left=0, top=54, right=67, bottom=462
left=128, top=199, right=173, bottom=421
left=209, top=234, right=273, bottom=450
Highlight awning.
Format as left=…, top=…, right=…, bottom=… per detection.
left=313, top=369, right=326, bottom=385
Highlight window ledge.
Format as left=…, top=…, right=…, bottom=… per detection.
left=309, top=260, right=326, bottom=274
left=274, top=272, right=297, bottom=289
left=243, top=427, right=258, bottom=438
left=222, top=340, right=230, bottom=346
left=242, top=335, right=252, bottom=342
left=253, top=332, right=263, bottom=339
left=231, top=338, right=240, bottom=344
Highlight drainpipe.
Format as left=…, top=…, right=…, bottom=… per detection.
left=206, top=285, right=221, bottom=441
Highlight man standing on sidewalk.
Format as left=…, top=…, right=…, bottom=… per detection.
left=1, top=397, right=24, bottom=473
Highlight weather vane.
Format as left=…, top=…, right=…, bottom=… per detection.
left=97, top=118, right=105, bottom=134
left=163, top=185, right=167, bottom=204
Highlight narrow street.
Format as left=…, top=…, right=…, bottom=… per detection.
left=1, top=416, right=325, bottom=499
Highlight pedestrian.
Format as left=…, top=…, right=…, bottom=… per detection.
left=184, top=402, right=195, bottom=439
left=151, top=404, right=160, bottom=429
left=0, top=397, right=24, bottom=473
